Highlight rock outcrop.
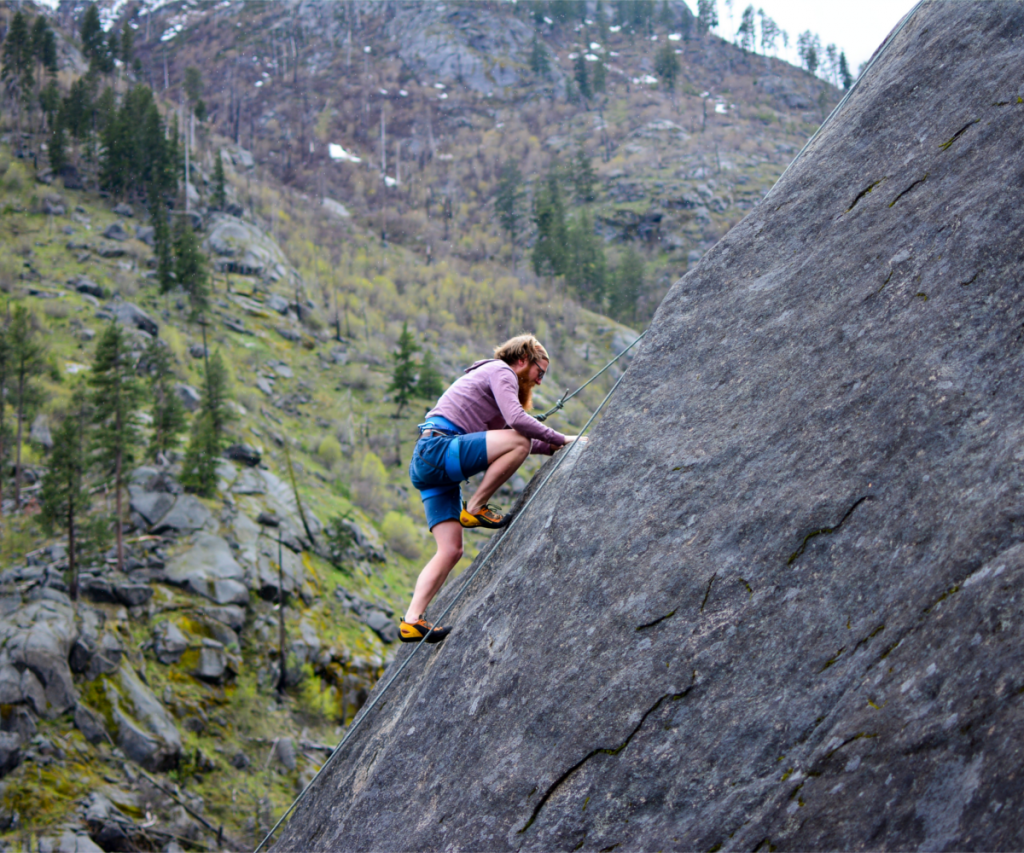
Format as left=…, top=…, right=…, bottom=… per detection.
left=275, top=5, right=1024, bottom=851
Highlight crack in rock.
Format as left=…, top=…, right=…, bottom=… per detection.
left=787, top=496, right=871, bottom=566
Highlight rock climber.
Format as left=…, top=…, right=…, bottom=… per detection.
left=399, top=333, right=582, bottom=644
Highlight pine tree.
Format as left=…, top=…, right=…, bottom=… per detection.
left=839, top=51, right=854, bottom=90
left=143, top=338, right=186, bottom=460
left=572, top=147, right=597, bottom=204
left=81, top=4, right=112, bottom=75
left=736, top=5, right=756, bottom=52
left=174, top=214, right=209, bottom=319
left=573, top=53, right=592, bottom=101
left=654, top=42, right=680, bottom=90
left=212, top=151, right=227, bottom=210
left=40, top=389, right=89, bottom=601
left=611, top=246, right=644, bottom=324
left=566, top=210, right=608, bottom=308
left=592, top=59, right=607, bottom=94
left=797, top=31, right=821, bottom=75
left=495, top=160, right=524, bottom=264
left=2, top=11, right=35, bottom=130
left=90, top=322, right=144, bottom=573
left=696, top=0, right=718, bottom=36
left=181, top=352, right=233, bottom=497
left=119, top=25, right=134, bottom=68
left=532, top=170, right=569, bottom=277
left=48, top=121, right=67, bottom=175
left=388, top=322, right=419, bottom=416
left=8, top=306, right=45, bottom=510
left=149, top=193, right=175, bottom=296
left=416, top=350, right=444, bottom=402
left=759, top=10, right=783, bottom=55
left=529, top=33, right=551, bottom=78
left=31, top=15, right=57, bottom=78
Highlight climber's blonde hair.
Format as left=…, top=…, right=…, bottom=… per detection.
left=493, top=333, right=549, bottom=367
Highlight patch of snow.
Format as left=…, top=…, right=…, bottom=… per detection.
left=383, top=175, right=398, bottom=187
left=669, top=33, right=682, bottom=41
left=715, top=102, right=728, bottom=113
left=568, top=52, right=579, bottom=59
left=589, top=42, right=603, bottom=51
left=65, top=362, right=88, bottom=374
left=438, top=92, right=448, bottom=99
left=379, top=88, right=388, bottom=95
left=255, top=80, right=263, bottom=88
left=636, top=74, right=658, bottom=85
left=328, top=144, right=361, bottom=164
left=434, top=83, right=446, bottom=89
left=609, top=24, right=621, bottom=32
left=437, top=154, right=454, bottom=161
left=585, top=54, right=599, bottom=61
left=399, top=89, right=409, bottom=97
left=363, top=46, right=372, bottom=53
left=544, top=16, right=553, bottom=24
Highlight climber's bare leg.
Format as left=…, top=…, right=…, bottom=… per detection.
left=405, top=520, right=463, bottom=622
left=465, top=431, right=530, bottom=514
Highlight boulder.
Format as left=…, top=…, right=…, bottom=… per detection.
left=95, top=243, right=127, bottom=258
left=0, top=600, right=78, bottom=718
left=273, top=7, right=1024, bottom=853
left=0, top=732, right=20, bottom=778
left=193, top=640, right=230, bottom=684
left=174, top=383, right=201, bottom=412
left=134, top=225, right=154, bottom=246
left=128, top=487, right=175, bottom=527
left=225, top=443, right=261, bottom=467
left=96, top=663, right=182, bottom=771
left=41, top=195, right=66, bottom=216
left=189, top=343, right=207, bottom=359
left=74, top=703, right=109, bottom=745
left=200, top=604, right=246, bottom=633
left=148, top=494, right=211, bottom=534
left=1, top=704, right=37, bottom=743
left=152, top=620, right=189, bottom=665
left=113, top=583, right=152, bottom=608
left=164, top=533, right=249, bottom=605
left=58, top=164, right=83, bottom=189
left=204, top=214, right=294, bottom=282
left=110, top=302, right=158, bottom=337
left=102, top=221, right=130, bottom=241
left=30, top=414, right=53, bottom=450
left=112, top=203, right=133, bottom=218
left=266, top=293, right=290, bottom=314
left=73, top=277, right=106, bottom=299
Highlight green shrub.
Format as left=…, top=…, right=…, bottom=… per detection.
left=381, top=511, right=422, bottom=560
left=317, top=435, right=343, bottom=469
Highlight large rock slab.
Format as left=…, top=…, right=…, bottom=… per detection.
left=164, top=533, right=249, bottom=605
left=275, top=6, right=1024, bottom=852
left=0, top=600, right=78, bottom=718
left=149, top=494, right=211, bottom=533
left=91, top=663, right=181, bottom=772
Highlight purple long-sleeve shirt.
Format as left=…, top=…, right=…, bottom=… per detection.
left=426, top=359, right=566, bottom=455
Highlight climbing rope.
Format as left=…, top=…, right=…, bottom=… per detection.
left=535, top=329, right=648, bottom=422
left=253, top=342, right=643, bottom=852
left=764, top=1, right=924, bottom=200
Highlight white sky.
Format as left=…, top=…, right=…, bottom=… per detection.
left=711, top=0, right=919, bottom=75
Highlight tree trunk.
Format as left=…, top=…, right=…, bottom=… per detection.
left=115, top=444, right=123, bottom=572
left=67, top=497, right=77, bottom=601
left=14, top=370, right=24, bottom=509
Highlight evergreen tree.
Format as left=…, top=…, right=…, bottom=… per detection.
left=532, top=170, right=569, bottom=277
left=596, top=0, right=609, bottom=42
left=572, top=147, right=597, bottom=203
left=839, top=51, right=854, bottom=89
left=39, top=78, right=60, bottom=128
left=759, top=9, right=783, bottom=55
left=81, top=4, right=112, bottom=75
left=797, top=30, right=821, bottom=75
left=388, top=322, right=419, bottom=416
left=659, top=0, right=674, bottom=30
left=40, top=389, right=89, bottom=601
left=573, top=53, right=592, bottom=101
left=566, top=210, right=608, bottom=307
left=495, top=159, right=524, bottom=264
left=654, top=42, right=680, bottom=90
left=529, top=33, right=551, bottom=78
left=212, top=151, right=227, bottom=210
left=90, top=322, right=143, bottom=573
left=696, top=0, right=718, bottom=36
left=119, top=24, right=134, bottom=68
left=150, top=184, right=175, bottom=293
left=416, top=350, right=444, bottom=402
left=592, top=59, right=607, bottom=94
left=181, top=352, right=233, bottom=497
left=8, top=306, right=45, bottom=510
left=62, top=76, right=93, bottom=142
left=611, top=246, right=644, bottom=324
left=30, top=15, right=57, bottom=78
left=174, top=214, right=209, bottom=319
left=48, top=121, right=67, bottom=175
left=2, top=11, right=35, bottom=128
left=736, top=5, right=756, bottom=51
left=143, top=338, right=186, bottom=460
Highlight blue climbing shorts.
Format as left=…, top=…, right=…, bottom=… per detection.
left=410, top=419, right=491, bottom=530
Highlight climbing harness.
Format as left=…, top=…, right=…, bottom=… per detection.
left=253, top=337, right=644, bottom=852
left=765, top=1, right=924, bottom=200
left=535, top=329, right=648, bottom=422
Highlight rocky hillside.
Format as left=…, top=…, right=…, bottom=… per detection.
left=120, top=0, right=836, bottom=319
left=276, top=4, right=1024, bottom=851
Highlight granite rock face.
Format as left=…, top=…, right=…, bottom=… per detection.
left=276, top=6, right=1024, bottom=852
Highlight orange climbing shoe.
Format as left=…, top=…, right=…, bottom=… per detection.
left=399, top=618, right=451, bottom=644
left=460, top=503, right=509, bottom=529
